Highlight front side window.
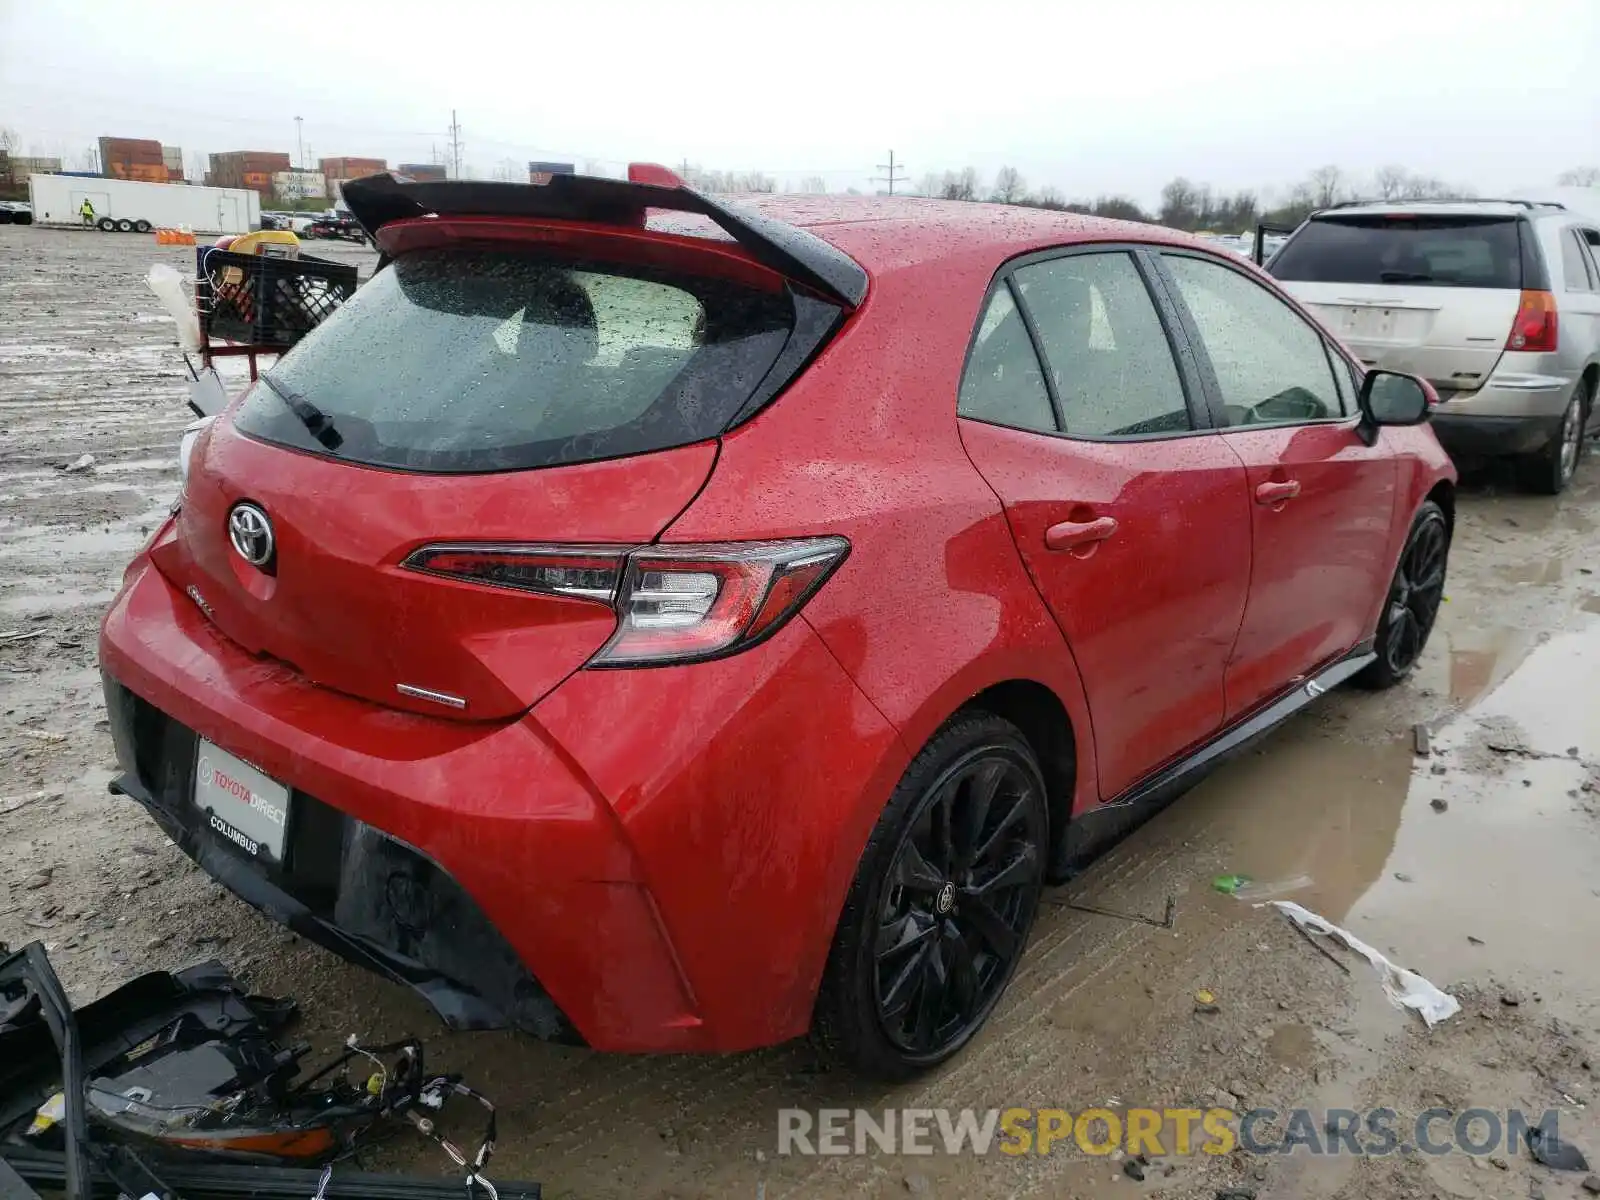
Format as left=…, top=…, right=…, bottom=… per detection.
left=956, top=284, right=1056, bottom=434
left=1011, top=252, right=1191, bottom=437
left=1164, top=254, right=1342, bottom=428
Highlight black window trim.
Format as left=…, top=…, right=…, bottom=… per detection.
left=955, top=241, right=1218, bottom=444
left=1150, top=247, right=1366, bottom=434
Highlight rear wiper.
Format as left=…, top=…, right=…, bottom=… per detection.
left=261, top=370, right=343, bottom=451
left=1378, top=270, right=1437, bottom=283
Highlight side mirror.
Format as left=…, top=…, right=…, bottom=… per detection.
left=1358, top=370, right=1434, bottom=432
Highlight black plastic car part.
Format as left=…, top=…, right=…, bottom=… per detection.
left=341, top=171, right=869, bottom=308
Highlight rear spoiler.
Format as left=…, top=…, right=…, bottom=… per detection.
left=342, top=171, right=868, bottom=309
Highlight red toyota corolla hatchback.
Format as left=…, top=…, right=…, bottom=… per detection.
left=100, top=170, right=1455, bottom=1079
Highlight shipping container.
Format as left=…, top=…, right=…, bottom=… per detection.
left=209, top=151, right=292, bottom=193
left=27, top=174, right=261, bottom=234
left=100, top=136, right=165, bottom=164
left=397, top=163, right=447, bottom=182
left=319, top=156, right=387, bottom=181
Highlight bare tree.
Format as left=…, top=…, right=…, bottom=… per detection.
left=1159, top=177, right=1204, bottom=229
left=1374, top=164, right=1408, bottom=200
left=1033, top=185, right=1065, bottom=209
left=76, top=146, right=99, bottom=174
left=1093, top=196, right=1150, bottom=222
left=992, top=166, right=1027, bottom=205
left=187, top=151, right=207, bottom=182
left=798, top=175, right=828, bottom=194
left=492, top=158, right=520, bottom=183
left=915, top=171, right=944, bottom=198
left=941, top=167, right=981, bottom=202
left=1308, top=164, right=1346, bottom=208
left=0, top=127, right=18, bottom=155
left=1558, top=166, right=1600, bottom=187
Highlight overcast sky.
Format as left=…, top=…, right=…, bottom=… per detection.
left=2, top=0, right=1596, bottom=205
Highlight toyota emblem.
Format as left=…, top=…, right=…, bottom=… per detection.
left=228, top=502, right=275, bottom=568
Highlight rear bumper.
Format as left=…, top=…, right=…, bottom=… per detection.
left=99, top=554, right=905, bottom=1053
left=1428, top=410, right=1565, bottom=458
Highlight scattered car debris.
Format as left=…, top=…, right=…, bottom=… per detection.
left=1123, top=1153, right=1149, bottom=1181
left=1526, top=1123, right=1590, bottom=1171
left=1051, top=894, right=1176, bottom=929
left=0, top=942, right=540, bottom=1200
left=1413, top=723, right=1432, bottom=756
left=1280, top=912, right=1352, bottom=977
left=1213, top=874, right=1251, bottom=895
left=0, top=631, right=45, bottom=645
left=1264, top=902, right=1459, bottom=1026
left=1582, top=1174, right=1600, bottom=1194
left=1194, top=989, right=1220, bottom=1015
left=59, top=454, right=95, bottom=474
left=1431, top=797, right=1449, bottom=811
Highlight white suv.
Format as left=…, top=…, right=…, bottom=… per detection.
left=1268, top=200, right=1600, bottom=493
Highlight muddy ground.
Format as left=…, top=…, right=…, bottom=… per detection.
left=4, top=224, right=1600, bottom=1200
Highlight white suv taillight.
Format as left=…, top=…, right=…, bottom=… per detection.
left=403, top=537, right=850, bottom=666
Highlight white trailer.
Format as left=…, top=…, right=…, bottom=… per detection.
left=27, top=175, right=261, bottom=235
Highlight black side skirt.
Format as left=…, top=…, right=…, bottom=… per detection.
left=1052, top=642, right=1376, bottom=878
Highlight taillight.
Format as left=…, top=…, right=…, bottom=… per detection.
left=1506, top=290, right=1558, bottom=353
left=403, top=538, right=850, bottom=666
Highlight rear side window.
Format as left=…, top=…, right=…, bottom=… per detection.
left=957, top=284, right=1056, bottom=434
left=1012, top=252, right=1191, bottom=437
left=1269, top=215, right=1524, bottom=289
left=1562, top=229, right=1597, bottom=292
left=234, top=248, right=795, bottom=473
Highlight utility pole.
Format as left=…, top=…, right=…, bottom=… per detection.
left=448, top=110, right=463, bottom=180
left=295, top=116, right=304, bottom=169
left=872, top=150, right=907, bottom=196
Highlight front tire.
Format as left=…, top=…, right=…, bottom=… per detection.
left=812, top=712, right=1048, bottom=1079
left=1517, top=386, right=1585, bottom=495
left=1355, top=500, right=1449, bottom=690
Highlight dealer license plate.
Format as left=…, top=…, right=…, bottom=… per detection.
left=193, top=740, right=291, bottom=864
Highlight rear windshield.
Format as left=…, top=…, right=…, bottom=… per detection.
left=1268, top=215, right=1524, bottom=289
left=233, top=247, right=795, bottom=472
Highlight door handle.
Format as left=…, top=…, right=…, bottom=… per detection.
left=1255, top=479, right=1301, bottom=506
left=1045, top=516, right=1118, bottom=551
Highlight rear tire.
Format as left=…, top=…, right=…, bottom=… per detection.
left=96, top=217, right=115, bottom=232
left=811, top=712, right=1048, bottom=1079
left=1517, top=386, right=1585, bottom=495
left=134, top=219, right=152, bottom=234
left=1354, top=500, right=1449, bottom=690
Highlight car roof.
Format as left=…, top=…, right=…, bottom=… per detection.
left=1310, top=199, right=1564, bottom=220
left=649, top=193, right=1214, bottom=275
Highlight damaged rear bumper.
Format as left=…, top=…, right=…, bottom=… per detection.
left=102, top=697, right=575, bottom=1043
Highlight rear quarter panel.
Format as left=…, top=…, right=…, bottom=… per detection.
left=663, top=245, right=1100, bottom=921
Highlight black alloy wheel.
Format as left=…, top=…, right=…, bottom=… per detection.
left=1357, top=500, right=1449, bottom=689
left=813, top=713, right=1049, bottom=1078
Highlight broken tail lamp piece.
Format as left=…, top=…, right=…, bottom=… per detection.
left=0, top=941, right=535, bottom=1200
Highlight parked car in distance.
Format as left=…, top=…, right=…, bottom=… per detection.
left=0, top=201, right=33, bottom=225
left=100, top=172, right=1455, bottom=1080
left=1268, top=199, right=1600, bottom=493
left=301, top=212, right=364, bottom=242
